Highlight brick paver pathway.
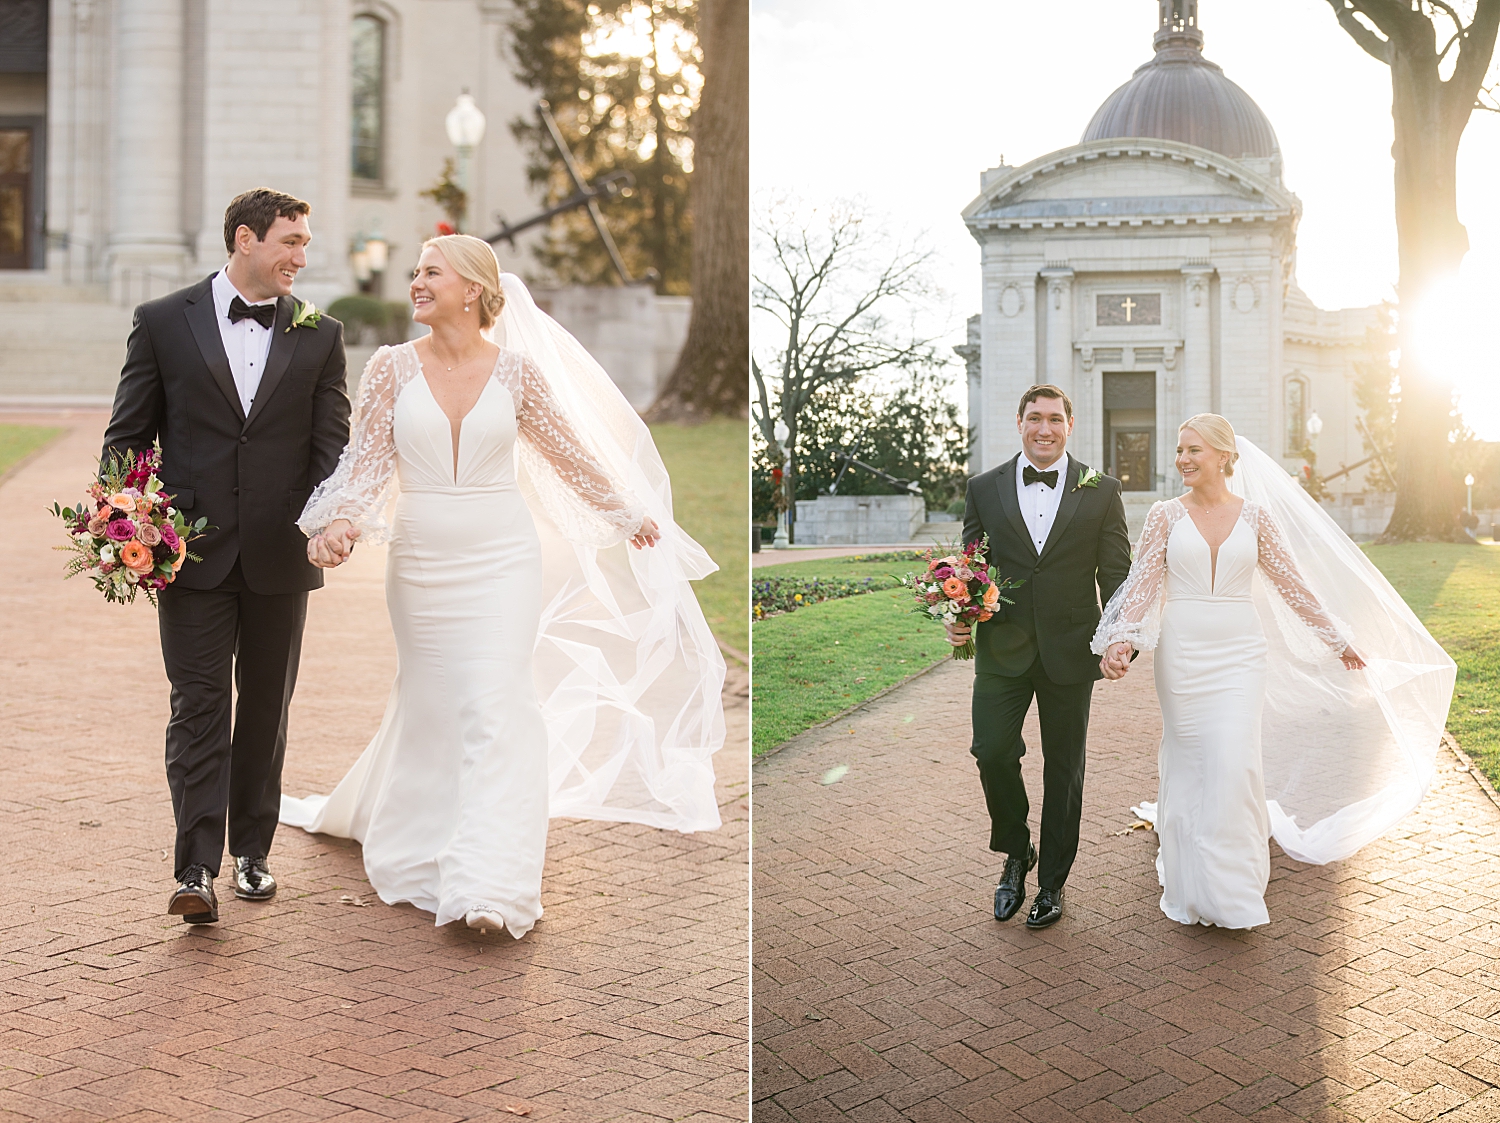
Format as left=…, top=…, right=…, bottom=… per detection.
left=753, top=654, right=1500, bottom=1121
left=1, top=413, right=747, bottom=1122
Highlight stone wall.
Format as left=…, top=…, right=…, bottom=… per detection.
left=793, top=494, right=925, bottom=546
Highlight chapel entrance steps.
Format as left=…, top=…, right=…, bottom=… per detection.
left=0, top=283, right=133, bottom=403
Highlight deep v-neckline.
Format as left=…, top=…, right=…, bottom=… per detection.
left=1180, top=498, right=1245, bottom=595
left=418, top=369, right=497, bottom=483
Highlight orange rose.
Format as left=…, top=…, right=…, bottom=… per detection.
left=983, top=583, right=1000, bottom=606
left=978, top=609, right=994, bottom=622
left=107, top=492, right=134, bottom=511
left=942, top=577, right=967, bottom=599
left=120, top=540, right=154, bottom=572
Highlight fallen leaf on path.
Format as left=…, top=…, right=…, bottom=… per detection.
left=78, top=820, right=101, bottom=828
left=501, top=1106, right=531, bottom=1117
left=339, top=895, right=369, bottom=907
left=821, top=765, right=850, bottom=785
left=1110, top=820, right=1152, bottom=836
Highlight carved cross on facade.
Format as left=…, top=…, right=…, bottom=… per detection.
left=1121, top=296, right=1138, bottom=322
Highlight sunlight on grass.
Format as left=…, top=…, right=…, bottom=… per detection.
left=1364, top=541, right=1500, bottom=786
left=650, top=418, right=747, bottom=657
left=751, top=589, right=954, bottom=755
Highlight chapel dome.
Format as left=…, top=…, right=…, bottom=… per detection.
left=1081, top=1, right=1279, bottom=161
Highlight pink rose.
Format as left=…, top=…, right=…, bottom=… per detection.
left=934, top=566, right=954, bottom=580
left=137, top=522, right=162, bottom=547
left=159, top=524, right=180, bottom=551
left=953, top=567, right=974, bottom=581
left=106, top=519, right=136, bottom=542
left=87, top=514, right=110, bottom=537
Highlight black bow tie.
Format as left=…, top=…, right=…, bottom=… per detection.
left=1023, top=465, right=1059, bottom=488
left=228, top=296, right=276, bottom=330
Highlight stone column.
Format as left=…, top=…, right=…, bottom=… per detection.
left=1041, top=266, right=1074, bottom=395
left=109, top=0, right=187, bottom=299
left=1181, top=264, right=1214, bottom=419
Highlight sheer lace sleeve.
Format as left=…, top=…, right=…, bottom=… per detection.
left=1252, top=502, right=1352, bottom=655
left=1091, top=500, right=1181, bottom=654
left=297, top=346, right=404, bottom=543
left=509, top=353, right=647, bottom=546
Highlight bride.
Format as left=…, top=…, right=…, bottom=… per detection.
left=282, top=234, right=725, bottom=938
left=1094, top=414, right=1454, bottom=929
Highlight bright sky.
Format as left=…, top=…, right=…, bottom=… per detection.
left=751, top=0, right=1500, bottom=438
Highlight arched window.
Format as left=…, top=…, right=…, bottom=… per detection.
left=351, top=15, right=385, bottom=183
left=1284, top=375, right=1309, bottom=455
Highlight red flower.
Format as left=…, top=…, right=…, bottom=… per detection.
left=771, top=468, right=783, bottom=483
left=436, top=221, right=456, bottom=236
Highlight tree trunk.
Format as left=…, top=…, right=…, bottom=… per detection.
left=1380, top=46, right=1472, bottom=542
left=646, top=0, right=748, bottom=421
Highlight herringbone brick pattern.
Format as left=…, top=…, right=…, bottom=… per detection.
left=753, top=654, right=1500, bottom=1121
left=1, top=414, right=748, bottom=1122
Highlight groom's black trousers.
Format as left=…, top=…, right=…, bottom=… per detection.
left=970, top=656, right=1093, bottom=891
left=157, top=558, right=308, bottom=880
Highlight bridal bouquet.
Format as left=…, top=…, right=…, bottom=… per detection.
left=897, top=535, right=1021, bottom=660
left=51, top=446, right=208, bottom=606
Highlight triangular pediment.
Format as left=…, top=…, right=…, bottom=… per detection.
left=964, top=138, right=1298, bottom=227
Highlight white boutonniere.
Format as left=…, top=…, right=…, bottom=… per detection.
left=1073, top=466, right=1103, bottom=492
left=285, top=298, right=323, bottom=332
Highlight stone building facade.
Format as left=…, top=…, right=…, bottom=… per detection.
left=0, top=0, right=684, bottom=409
left=959, top=0, right=1380, bottom=529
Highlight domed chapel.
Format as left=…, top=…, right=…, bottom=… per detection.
left=959, top=0, right=1382, bottom=534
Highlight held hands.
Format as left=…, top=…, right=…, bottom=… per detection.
left=1100, top=641, right=1134, bottom=680
left=630, top=516, right=661, bottom=550
left=308, top=519, right=360, bottom=568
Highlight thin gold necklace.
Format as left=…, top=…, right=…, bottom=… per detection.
left=431, top=340, right=486, bottom=372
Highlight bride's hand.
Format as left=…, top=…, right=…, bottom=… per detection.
left=1340, top=645, right=1366, bottom=670
left=629, top=516, right=660, bottom=550
left=1101, top=641, right=1133, bottom=680
left=308, top=519, right=358, bottom=568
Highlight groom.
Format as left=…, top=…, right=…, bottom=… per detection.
left=947, top=385, right=1132, bottom=928
left=101, top=188, right=350, bottom=923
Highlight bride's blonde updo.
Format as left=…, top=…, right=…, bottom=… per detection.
left=423, top=234, right=506, bottom=329
left=1180, top=413, right=1240, bottom=476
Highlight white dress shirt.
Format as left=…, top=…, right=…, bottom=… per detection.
left=1016, top=452, right=1068, bottom=554
left=211, top=269, right=277, bottom=415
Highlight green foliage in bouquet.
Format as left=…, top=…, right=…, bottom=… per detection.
left=51, top=445, right=210, bottom=606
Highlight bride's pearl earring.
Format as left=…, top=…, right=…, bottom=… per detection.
left=464, top=304, right=470, bottom=312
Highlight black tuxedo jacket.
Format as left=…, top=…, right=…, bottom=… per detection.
left=101, top=275, right=350, bottom=594
left=962, top=452, right=1134, bottom=684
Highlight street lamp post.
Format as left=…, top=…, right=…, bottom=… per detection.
left=444, top=92, right=487, bottom=233
left=773, top=419, right=791, bottom=550
left=1305, top=410, right=1323, bottom=444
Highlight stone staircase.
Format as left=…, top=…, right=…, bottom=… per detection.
left=0, top=283, right=134, bottom=404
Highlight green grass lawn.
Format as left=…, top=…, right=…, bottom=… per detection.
left=751, top=586, right=955, bottom=755
left=651, top=418, right=747, bottom=658
left=1363, top=541, right=1500, bottom=784
left=0, top=424, right=63, bottom=480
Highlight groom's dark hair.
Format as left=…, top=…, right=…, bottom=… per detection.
left=1018, top=384, right=1073, bottom=421
left=223, top=188, right=311, bottom=254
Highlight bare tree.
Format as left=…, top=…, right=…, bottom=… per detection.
left=648, top=0, right=748, bottom=421
left=1325, top=0, right=1500, bottom=541
left=752, top=197, right=943, bottom=539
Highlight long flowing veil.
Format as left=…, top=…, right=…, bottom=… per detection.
left=490, top=273, right=726, bottom=832
left=1230, top=435, right=1454, bottom=863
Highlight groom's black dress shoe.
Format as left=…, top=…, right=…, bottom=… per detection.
left=993, top=843, right=1038, bottom=921
left=233, top=856, right=277, bottom=901
left=1026, top=886, right=1064, bottom=929
left=167, top=865, right=218, bottom=924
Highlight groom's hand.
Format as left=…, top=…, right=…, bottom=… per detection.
left=944, top=621, right=971, bottom=648
left=1101, top=641, right=1134, bottom=680
left=308, top=520, right=360, bottom=568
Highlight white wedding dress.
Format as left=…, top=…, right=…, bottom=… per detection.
left=1094, top=437, right=1456, bottom=929
left=282, top=278, right=725, bottom=938
left=1098, top=498, right=1347, bottom=927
